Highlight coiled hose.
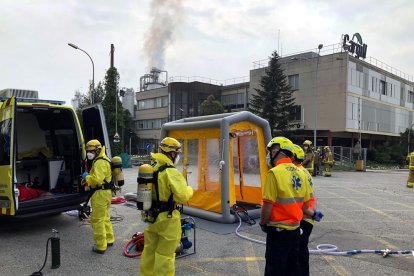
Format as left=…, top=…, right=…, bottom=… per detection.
left=124, top=232, right=145, bottom=258
left=233, top=210, right=414, bottom=258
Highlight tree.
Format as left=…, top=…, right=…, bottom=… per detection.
left=249, top=50, right=296, bottom=136
left=102, top=67, right=124, bottom=156
left=122, top=109, right=139, bottom=155
left=77, top=81, right=106, bottom=108
left=199, top=95, right=225, bottom=116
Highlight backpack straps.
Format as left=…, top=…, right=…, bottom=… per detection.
left=153, top=164, right=175, bottom=218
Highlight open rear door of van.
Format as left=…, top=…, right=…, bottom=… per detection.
left=81, top=103, right=112, bottom=159
left=0, top=97, right=17, bottom=215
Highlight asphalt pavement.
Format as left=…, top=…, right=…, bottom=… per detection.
left=1, top=168, right=414, bottom=275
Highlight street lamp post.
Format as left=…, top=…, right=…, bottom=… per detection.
left=68, top=43, right=95, bottom=104
left=313, top=44, right=323, bottom=148
left=129, top=132, right=133, bottom=156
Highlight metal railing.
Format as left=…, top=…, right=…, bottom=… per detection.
left=314, top=146, right=366, bottom=170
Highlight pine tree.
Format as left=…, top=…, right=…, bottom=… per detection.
left=199, top=95, right=225, bottom=116
left=249, top=50, right=296, bottom=136
left=102, top=67, right=124, bottom=156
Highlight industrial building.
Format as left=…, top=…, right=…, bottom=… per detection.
left=134, top=39, right=414, bottom=153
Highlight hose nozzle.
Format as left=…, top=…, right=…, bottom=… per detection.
left=381, top=248, right=391, bottom=258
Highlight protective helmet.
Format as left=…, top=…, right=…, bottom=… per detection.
left=303, top=140, right=312, bottom=146
left=324, top=146, right=330, bottom=151
left=292, top=144, right=305, bottom=160
left=267, top=137, right=294, bottom=153
left=159, top=137, right=182, bottom=153
left=86, top=139, right=102, bottom=151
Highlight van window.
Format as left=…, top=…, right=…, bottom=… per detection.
left=0, top=119, right=12, bottom=166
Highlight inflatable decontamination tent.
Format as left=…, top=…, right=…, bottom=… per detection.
left=160, top=111, right=271, bottom=223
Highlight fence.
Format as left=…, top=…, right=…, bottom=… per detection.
left=317, top=146, right=367, bottom=171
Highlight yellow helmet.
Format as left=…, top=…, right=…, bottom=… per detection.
left=303, top=140, right=312, bottom=146
left=292, top=144, right=305, bottom=160
left=324, top=146, right=330, bottom=151
left=86, top=139, right=102, bottom=151
left=159, top=137, right=182, bottom=153
left=267, top=137, right=294, bottom=153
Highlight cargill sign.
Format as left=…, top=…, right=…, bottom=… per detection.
left=342, top=33, right=367, bottom=59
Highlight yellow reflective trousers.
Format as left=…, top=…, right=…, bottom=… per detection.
left=139, top=210, right=182, bottom=276
left=91, top=189, right=114, bottom=251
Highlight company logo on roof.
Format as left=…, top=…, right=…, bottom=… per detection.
left=342, top=33, right=367, bottom=59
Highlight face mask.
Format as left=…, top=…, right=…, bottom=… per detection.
left=87, top=152, right=96, bottom=160
left=266, top=153, right=272, bottom=168
left=304, top=146, right=308, bottom=150
left=174, top=154, right=181, bottom=165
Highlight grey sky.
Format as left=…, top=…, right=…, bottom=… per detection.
left=1, top=0, right=413, bottom=105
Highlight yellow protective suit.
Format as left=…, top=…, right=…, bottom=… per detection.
left=302, top=149, right=314, bottom=175
left=140, top=152, right=194, bottom=276
left=322, top=148, right=334, bottom=177
left=85, top=147, right=114, bottom=251
left=406, top=152, right=414, bottom=188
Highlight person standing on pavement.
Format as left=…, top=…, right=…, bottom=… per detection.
left=260, top=137, right=315, bottom=276
left=82, top=139, right=114, bottom=254
left=292, top=144, right=324, bottom=276
left=140, top=137, right=194, bottom=276
left=302, top=140, right=315, bottom=175
left=406, top=151, right=414, bottom=188
left=321, top=146, right=334, bottom=177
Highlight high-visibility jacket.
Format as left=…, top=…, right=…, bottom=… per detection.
left=262, top=158, right=311, bottom=230
left=407, top=152, right=414, bottom=169
left=296, top=164, right=316, bottom=225
left=322, top=149, right=334, bottom=165
left=303, top=150, right=314, bottom=172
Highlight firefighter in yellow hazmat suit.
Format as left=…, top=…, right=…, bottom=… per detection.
left=406, top=151, right=414, bottom=188
left=82, top=139, right=114, bottom=254
left=139, top=137, right=194, bottom=276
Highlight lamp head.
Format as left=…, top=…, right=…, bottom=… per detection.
left=68, top=43, right=79, bottom=49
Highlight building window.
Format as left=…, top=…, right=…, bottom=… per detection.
left=380, top=80, right=386, bottom=95
left=288, top=74, right=299, bottom=90
left=289, top=105, right=302, bottom=121
left=138, top=96, right=168, bottom=110
left=222, top=93, right=245, bottom=109
left=136, top=118, right=168, bottom=129
left=408, top=91, right=414, bottom=103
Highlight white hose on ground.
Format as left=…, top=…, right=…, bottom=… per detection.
left=234, top=212, right=414, bottom=257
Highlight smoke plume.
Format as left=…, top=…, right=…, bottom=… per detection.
left=143, top=0, right=184, bottom=70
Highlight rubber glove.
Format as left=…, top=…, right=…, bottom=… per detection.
left=312, top=210, right=324, bottom=222
left=82, top=171, right=89, bottom=180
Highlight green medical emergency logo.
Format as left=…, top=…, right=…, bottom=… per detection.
left=342, top=33, right=367, bottom=59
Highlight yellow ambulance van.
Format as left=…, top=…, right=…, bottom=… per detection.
left=0, top=96, right=111, bottom=217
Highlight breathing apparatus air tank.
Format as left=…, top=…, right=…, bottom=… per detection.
left=137, top=164, right=154, bottom=211
left=111, top=156, right=124, bottom=187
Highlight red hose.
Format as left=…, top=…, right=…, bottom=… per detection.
left=123, top=232, right=145, bottom=258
